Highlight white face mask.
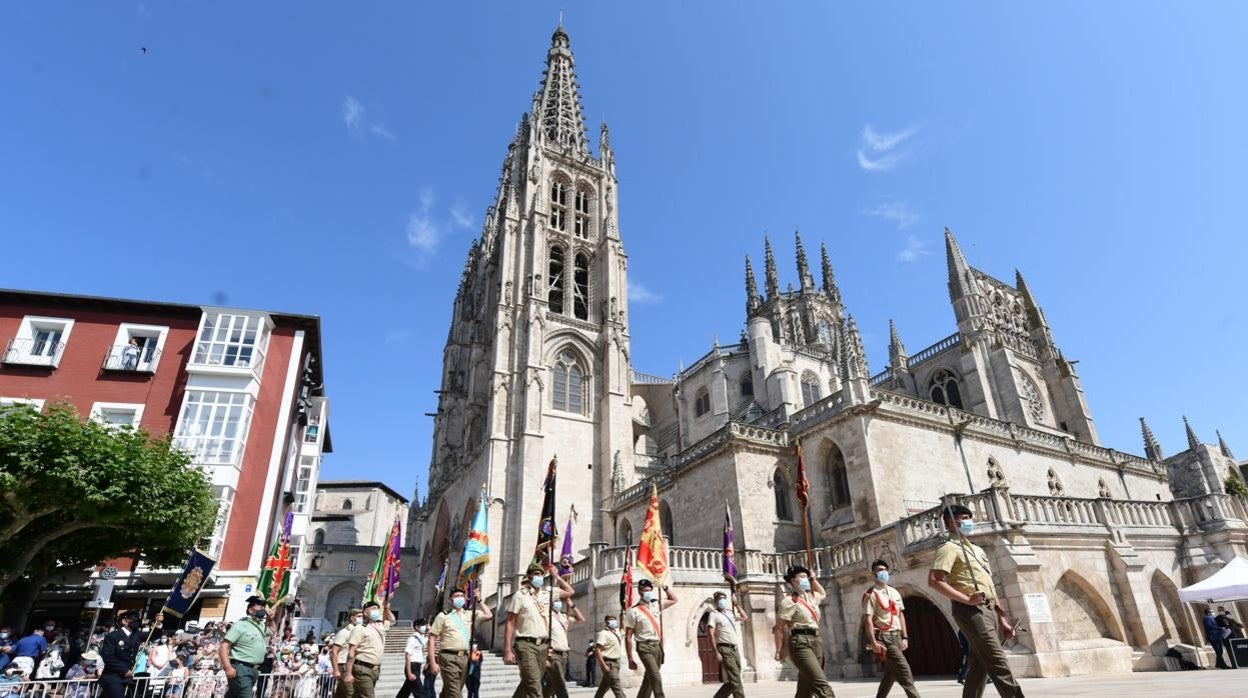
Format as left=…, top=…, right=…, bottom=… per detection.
left=418, top=625, right=428, bottom=634
left=553, top=601, right=564, bottom=612
left=642, top=590, right=656, bottom=602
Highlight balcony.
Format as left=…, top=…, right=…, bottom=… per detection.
left=188, top=342, right=267, bottom=376
left=101, top=344, right=162, bottom=373
left=3, top=338, right=64, bottom=367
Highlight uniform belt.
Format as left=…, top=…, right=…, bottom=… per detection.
left=515, top=637, right=547, bottom=644
left=716, top=642, right=736, bottom=649
left=549, top=649, right=568, bottom=656
left=230, top=660, right=259, bottom=669
left=353, top=660, right=378, bottom=669
left=877, top=629, right=901, bottom=635
left=790, top=628, right=819, bottom=636
left=439, top=650, right=467, bottom=657
left=637, top=639, right=659, bottom=644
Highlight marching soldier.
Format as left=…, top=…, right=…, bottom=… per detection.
left=863, top=560, right=919, bottom=698
left=220, top=596, right=273, bottom=698
left=624, top=578, right=678, bottom=698
left=344, top=601, right=394, bottom=698
left=505, top=563, right=573, bottom=698
left=773, top=565, right=834, bottom=698
left=98, top=610, right=143, bottom=698
left=545, top=580, right=584, bottom=698
left=428, top=587, right=493, bottom=698
left=331, top=608, right=363, bottom=698
left=707, top=591, right=747, bottom=698
left=592, top=615, right=625, bottom=698
left=927, top=504, right=1024, bottom=697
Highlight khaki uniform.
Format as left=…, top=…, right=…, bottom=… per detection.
left=932, top=539, right=1023, bottom=698
left=779, top=590, right=834, bottom=698
left=593, top=628, right=625, bottom=698
left=331, top=624, right=357, bottom=698
left=539, top=610, right=574, bottom=698
left=347, top=621, right=389, bottom=698
left=624, top=602, right=665, bottom=698
left=708, top=609, right=744, bottom=698
left=509, top=588, right=556, bottom=698
left=430, top=609, right=475, bottom=698
left=863, top=586, right=918, bottom=698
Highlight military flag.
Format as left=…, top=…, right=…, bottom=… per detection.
left=619, top=546, right=634, bottom=611
left=434, top=556, right=449, bottom=594
left=363, top=513, right=402, bottom=606
left=636, top=483, right=670, bottom=587
left=162, top=549, right=216, bottom=618
left=533, top=456, right=558, bottom=565
left=722, top=503, right=737, bottom=587
left=557, top=505, right=576, bottom=577
left=256, top=512, right=294, bottom=608
left=795, top=441, right=810, bottom=508
left=458, top=487, right=490, bottom=586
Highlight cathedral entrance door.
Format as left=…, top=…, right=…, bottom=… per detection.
left=697, top=613, right=722, bottom=683
left=902, top=595, right=962, bottom=675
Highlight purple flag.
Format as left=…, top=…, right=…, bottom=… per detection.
left=557, top=507, right=575, bottom=577
left=723, top=503, right=737, bottom=586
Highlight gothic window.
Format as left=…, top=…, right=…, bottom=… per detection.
left=341, top=499, right=352, bottom=510
left=573, top=253, right=590, bottom=320
left=929, top=369, right=964, bottom=409
left=659, top=500, right=675, bottom=545
left=987, top=457, right=1006, bottom=487
left=1097, top=479, right=1112, bottom=499
left=800, top=371, right=821, bottom=407
left=547, top=246, right=566, bottom=314
left=817, top=321, right=834, bottom=347
left=740, top=373, right=754, bottom=397
left=1018, top=372, right=1045, bottom=422
left=827, top=443, right=850, bottom=510
left=617, top=518, right=633, bottom=546
left=774, top=469, right=794, bottom=522
left=1047, top=469, right=1065, bottom=496
left=574, top=187, right=591, bottom=239
left=549, top=179, right=568, bottom=231
left=552, top=351, right=586, bottom=414
left=313, top=529, right=325, bottom=545
left=694, top=387, right=710, bottom=417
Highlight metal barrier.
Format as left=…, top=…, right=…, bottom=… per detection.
left=0, top=673, right=337, bottom=698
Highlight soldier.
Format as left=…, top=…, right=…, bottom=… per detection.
left=219, top=596, right=273, bottom=698
left=863, top=559, right=919, bottom=698
left=427, top=587, right=493, bottom=698
left=544, top=580, right=584, bottom=698
left=707, top=591, right=747, bottom=698
left=331, top=608, right=363, bottom=698
left=592, top=615, right=625, bottom=698
left=773, top=565, right=834, bottom=698
left=98, top=610, right=143, bottom=698
left=505, top=564, right=573, bottom=698
left=344, top=601, right=395, bottom=698
left=927, top=504, right=1024, bottom=697
left=624, top=578, right=678, bottom=698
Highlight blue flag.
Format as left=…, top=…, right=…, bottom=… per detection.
left=162, top=550, right=216, bottom=618
left=458, top=488, right=489, bottom=585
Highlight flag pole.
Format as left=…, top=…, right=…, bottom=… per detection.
left=798, top=439, right=814, bottom=569
left=546, top=459, right=557, bottom=656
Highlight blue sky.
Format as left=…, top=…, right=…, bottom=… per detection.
left=4, top=2, right=1246, bottom=497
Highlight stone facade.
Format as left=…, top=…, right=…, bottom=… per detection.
left=409, top=25, right=1248, bottom=687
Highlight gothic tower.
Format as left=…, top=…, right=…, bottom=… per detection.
left=418, top=25, right=631, bottom=599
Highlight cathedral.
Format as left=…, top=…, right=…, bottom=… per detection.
left=409, top=25, right=1248, bottom=685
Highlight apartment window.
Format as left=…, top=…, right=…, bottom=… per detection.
left=103, top=323, right=169, bottom=373
left=173, top=390, right=255, bottom=466
left=293, top=455, right=317, bottom=513
left=0, top=397, right=46, bottom=411
left=205, top=486, right=235, bottom=558
left=552, top=351, right=586, bottom=414
left=574, top=188, right=591, bottom=239
left=3, top=316, right=75, bottom=368
left=288, top=534, right=304, bottom=569
left=192, top=313, right=270, bottom=371
left=347, top=560, right=358, bottom=573
left=90, top=402, right=145, bottom=430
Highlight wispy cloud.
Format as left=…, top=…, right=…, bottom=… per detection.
left=630, top=283, right=663, bottom=305
left=857, top=123, right=920, bottom=172
left=370, top=123, right=395, bottom=140
left=404, top=189, right=475, bottom=257
left=384, top=330, right=413, bottom=347
left=897, top=235, right=931, bottom=263
left=862, top=200, right=920, bottom=229
left=342, top=96, right=396, bottom=141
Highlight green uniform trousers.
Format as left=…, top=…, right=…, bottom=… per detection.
left=950, top=602, right=1024, bottom=698
left=635, top=639, right=665, bottom=698
left=544, top=650, right=570, bottom=698
left=351, top=664, right=380, bottom=698
left=333, top=666, right=354, bottom=698
left=514, top=638, right=548, bottom=698
left=712, top=644, right=745, bottom=698
left=437, top=652, right=469, bottom=698
left=788, top=633, right=835, bottom=698
left=593, top=658, right=625, bottom=698
left=874, top=631, right=919, bottom=698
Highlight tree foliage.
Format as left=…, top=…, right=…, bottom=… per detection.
left=0, top=402, right=218, bottom=593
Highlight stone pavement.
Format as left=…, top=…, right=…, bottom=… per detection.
left=654, top=671, right=1247, bottom=698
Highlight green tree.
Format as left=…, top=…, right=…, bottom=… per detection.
left=0, top=401, right=218, bottom=595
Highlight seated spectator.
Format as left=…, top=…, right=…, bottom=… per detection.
left=0, top=663, right=24, bottom=698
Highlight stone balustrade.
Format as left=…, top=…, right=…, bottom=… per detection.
left=908, top=332, right=962, bottom=367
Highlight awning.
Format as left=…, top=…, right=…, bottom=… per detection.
left=1178, top=557, right=1248, bottom=603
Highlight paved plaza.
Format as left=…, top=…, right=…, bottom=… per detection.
left=639, top=671, right=1247, bottom=698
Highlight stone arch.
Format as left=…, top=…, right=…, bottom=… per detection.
left=1150, top=569, right=1197, bottom=646
left=616, top=517, right=633, bottom=546
left=430, top=499, right=452, bottom=567
left=772, top=467, right=795, bottom=522
left=926, top=367, right=964, bottom=409
left=325, top=580, right=363, bottom=627
left=312, top=528, right=326, bottom=545
left=1052, top=570, right=1126, bottom=644
left=820, top=438, right=851, bottom=510
left=897, top=591, right=962, bottom=675
left=659, top=500, right=675, bottom=546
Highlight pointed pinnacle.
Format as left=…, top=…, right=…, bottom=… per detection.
left=945, top=227, right=972, bottom=301
left=1140, top=417, right=1164, bottom=461
left=1217, top=430, right=1235, bottom=459
left=820, top=242, right=840, bottom=302
left=763, top=236, right=779, bottom=298
left=1183, top=416, right=1200, bottom=451
left=888, top=319, right=907, bottom=357
left=795, top=230, right=813, bottom=289
left=744, top=255, right=759, bottom=312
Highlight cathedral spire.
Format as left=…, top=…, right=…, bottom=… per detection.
left=945, top=227, right=973, bottom=301
left=535, top=25, right=589, bottom=153
left=888, top=319, right=908, bottom=369
left=1140, top=417, right=1164, bottom=461
left=1014, top=269, right=1046, bottom=327
left=1217, top=430, right=1235, bottom=459
left=795, top=230, right=814, bottom=290
left=763, top=236, right=779, bottom=298
left=744, top=255, right=760, bottom=313
left=846, top=314, right=869, bottom=380
left=1183, top=415, right=1200, bottom=452
left=820, top=242, right=841, bottom=304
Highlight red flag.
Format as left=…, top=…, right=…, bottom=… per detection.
left=795, top=442, right=810, bottom=508
left=636, top=484, right=670, bottom=587
left=619, top=546, right=634, bottom=611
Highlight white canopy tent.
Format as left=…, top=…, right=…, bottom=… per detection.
left=1178, top=556, right=1248, bottom=603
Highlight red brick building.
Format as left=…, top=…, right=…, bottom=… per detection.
left=0, top=288, right=331, bottom=623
